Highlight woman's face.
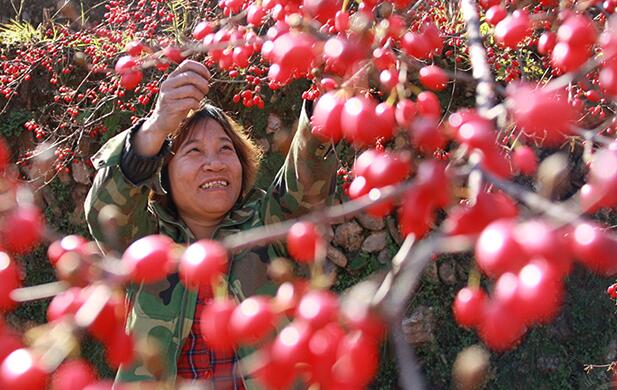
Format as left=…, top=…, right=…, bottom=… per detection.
left=168, top=118, right=243, bottom=224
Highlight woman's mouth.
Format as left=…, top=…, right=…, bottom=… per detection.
left=199, top=180, right=229, bottom=190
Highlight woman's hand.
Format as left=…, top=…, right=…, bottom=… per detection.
left=135, top=60, right=211, bottom=156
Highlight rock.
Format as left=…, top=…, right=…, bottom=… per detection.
left=356, top=214, right=385, bottom=231
left=537, top=356, right=561, bottom=373
left=608, top=339, right=617, bottom=362
left=402, top=306, right=435, bottom=345
left=326, top=245, right=348, bottom=267
left=256, top=138, right=270, bottom=153
left=361, top=231, right=387, bottom=253
left=377, top=249, right=390, bottom=264
left=438, top=261, right=457, bottom=285
left=266, top=114, right=282, bottom=134
left=71, top=160, right=91, bottom=185
left=386, top=216, right=403, bottom=245
left=334, top=221, right=364, bottom=252
left=423, top=261, right=439, bottom=283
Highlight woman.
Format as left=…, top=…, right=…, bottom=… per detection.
left=84, top=60, right=337, bottom=388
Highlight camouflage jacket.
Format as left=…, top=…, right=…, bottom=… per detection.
left=84, top=103, right=337, bottom=387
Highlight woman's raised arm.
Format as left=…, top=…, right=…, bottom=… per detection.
left=261, top=100, right=338, bottom=225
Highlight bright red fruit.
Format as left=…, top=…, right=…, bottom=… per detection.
left=296, top=290, right=339, bottom=329
left=287, top=222, right=322, bottom=263
left=516, top=259, right=563, bottom=324
left=444, top=191, right=518, bottom=236
left=47, top=235, right=87, bottom=267
left=551, top=42, right=589, bottom=72
left=401, top=32, right=432, bottom=59
left=274, top=280, right=308, bottom=316
left=271, top=32, right=318, bottom=79
left=230, top=296, right=276, bottom=345
left=192, top=20, right=214, bottom=40
left=508, top=83, right=577, bottom=146
left=0, top=252, right=21, bottom=311
left=416, top=91, right=441, bottom=118
left=163, top=46, right=184, bottom=63
left=395, top=99, right=417, bottom=128
left=125, top=40, right=144, bottom=57
left=303, top=0, right=340, bottom=24
left=179, top=239, right=228, bottom=289
left=200, top=298, right=237, bottom=353
left=332, top=331, right=379, bottom=387
left=271, top=320, right=312, bottom=365
left=1, top=206, right=44, bottom=254
left=557, top=14, right=597, bottom=49
left=247, top=4, right=266, bottom=26
left=0, top=330, right=21, bottom=363
left=479, top=297, right=527, bottom=352
left=311, top=92, right=345, bottom=143
left=105, top=328, right=134, bottom=369
left=340, top=96, right=381, bottom=146
left=307, top=322, right=345, bottom=388
left=0, top=137, right=8, bottom=172
left=51, top=359, right=97, bottom=390
left=512, top=145, right=538, bottom=176
left=514, top=219, right=573, bottom=276
left=0, top=349, right=49, bottom=389
left=485, top=5, right=507, bottom=26
left=494, top=11, right=531, bottom=48
left=453, top=287, right=487, bottom=328
left=570, top=222, right=617, bottom=276
left=409, top=118, right=446, bottom=153
left=475, top=219, right=528, bottom=278
left=114, top=56, right=137, bottom=74
left=538, top=31, right=557, bottom=55
left=419, top=65, right=448, bottom=91
left=122, top=235, right=173, bottom=283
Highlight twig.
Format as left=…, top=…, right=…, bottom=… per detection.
left=460, top=0, right=496, bottom=116
left=222, top=181, right=412, bottom=252
left=390, top=318, right=426, bottom=390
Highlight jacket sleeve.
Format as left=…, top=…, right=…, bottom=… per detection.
left=84, top=120, right=169, bottom=251
left=260, top=100, right=338, bottom=225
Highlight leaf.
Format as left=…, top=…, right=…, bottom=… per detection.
left=0, top=19, right=42, bottom=45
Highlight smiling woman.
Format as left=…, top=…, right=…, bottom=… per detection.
left=84, top=60, right=337, bottom=389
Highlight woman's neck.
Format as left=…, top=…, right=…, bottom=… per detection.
left=180, top=214, right=222, bottom=240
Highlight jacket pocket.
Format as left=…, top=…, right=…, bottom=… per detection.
left=132, top=276, right=180, bottom=321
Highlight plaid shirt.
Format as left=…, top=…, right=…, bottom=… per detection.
left=177, top=287, right=245, bottom=389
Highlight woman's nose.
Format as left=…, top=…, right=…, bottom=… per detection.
left=201, top=156, right=225, bottom=171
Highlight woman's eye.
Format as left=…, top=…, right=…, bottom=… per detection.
left=188, top=147, right=200, bottom=153
left=221, top=145, right=233, bottom=151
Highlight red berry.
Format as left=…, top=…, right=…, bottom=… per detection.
left=0, top=349, right=49, bottom=389
left=0, top=252, right=21, bottom=311
left=453, top=287, right=487, bottom=328
left=51, top=359, right=97, bottom=390
left=47, top=235, right=87, bottom=267
left=105, top=328, right=134, bottom=369
left=512, top=146, right=538, bottom=176
left=494, top=11, right=531, bottom=48
left=475, top=219, right=528, bottom=278
left=122, top=235, right=173, bottom=283
left=114, top=56, right=137, bottom=74
left=485, top=5, right=507, bottom=26
left=200, top=298, right=237, bottom=353
left=229, top=296, right=276, bottom=345
left=1, top=206, right=43, bottom=254
left=287, top=222, right=322, bottom=263
left=419, top=65, right=448, bottom=91
left=179, top=239, right=228, bottom=289
left=296, top=290, right=339, bottom=330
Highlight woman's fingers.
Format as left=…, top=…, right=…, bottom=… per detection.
left=167, top=97, right=202, bottom=113
left=169, top=59, right=211, bottom=80
left=163, top=84, right=207, bottom=102
left=163, top=72, right=210, bottom=96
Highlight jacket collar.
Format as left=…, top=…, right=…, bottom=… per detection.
left=149, top=188, right=264, bottom=239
